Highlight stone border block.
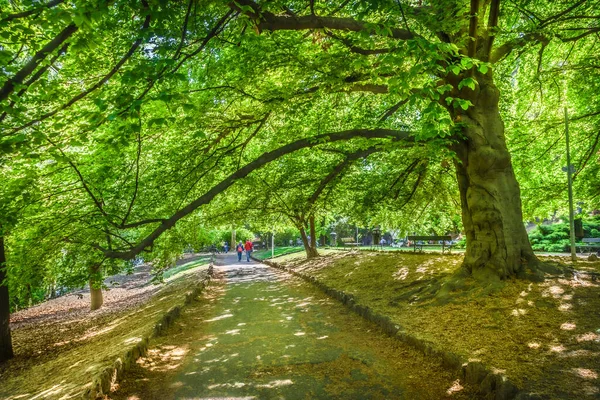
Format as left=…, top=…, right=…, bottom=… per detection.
left=83, top=264, right=213, bottom=398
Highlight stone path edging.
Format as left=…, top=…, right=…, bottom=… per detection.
left=82, top=265, right=214, bottom=399
left=258, top=257, right=538, bottom=400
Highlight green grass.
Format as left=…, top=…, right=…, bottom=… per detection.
left=252, top=246, right=305, bottom=260
left=163, top=257, right=211, bottom=280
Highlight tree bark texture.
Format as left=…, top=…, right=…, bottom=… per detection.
left=89, top=264, right=103, bottom=311
left=309, top=214, right=317, bottom=250
left=451, top=74, right=538, bottom=280
left=0, top=236, right=14, bottom=362
left=299, top=226, right=319, bottom=259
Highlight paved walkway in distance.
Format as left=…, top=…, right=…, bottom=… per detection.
left=114, top=253, right=473, bottom=399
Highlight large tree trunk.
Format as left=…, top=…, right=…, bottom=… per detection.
left=452, top=74, right=538, bottom=281
left=89, top=264, right=103, bottom=311
left=0, top=236, right=14, bottom=362
left=299, top=225, right=319, bottom=259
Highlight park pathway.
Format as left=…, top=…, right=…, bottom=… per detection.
left=114, top=253, right=471, bottom=399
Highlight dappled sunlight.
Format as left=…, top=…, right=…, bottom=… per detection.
left=207, top=382, right=247, bottom=390
left=445, top=379, right=464, bottom=395
left=560, top=322, right=576, bottom=330
left=29, top=384, right=65, bottom=399
left=511, top=308, right=527, bottom=316
left=124, top=337, right=143, bottom=345
left=255, top=379, right=293, bottom=388
left=572, top=368, right=598, bottom=380
left=527, top=342, right=541, bottom=349
left=137, top=345, right=190, bottom=372
left=393, top=267, right=409, bottom=280
left=558, top=303, right=572, bottom=311
left=550, top=344, right=566, bottom=353
left=205, top=313, right=233, bottom=322
left=576, top=332, right=600, bottom=342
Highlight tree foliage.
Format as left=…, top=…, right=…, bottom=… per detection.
left=1, top=0, right=600, bottom=360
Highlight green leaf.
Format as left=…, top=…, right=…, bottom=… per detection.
left=458, top=77, right=476, bottom=91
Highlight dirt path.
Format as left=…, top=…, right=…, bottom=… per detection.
left=112, top=253, right=474, bottom=399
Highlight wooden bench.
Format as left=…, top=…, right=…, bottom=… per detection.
left=407, top=235, right=453, bottom=254
left=341, top=237, right=361, bottom=247
left=578, top=238, right=600, bottom=255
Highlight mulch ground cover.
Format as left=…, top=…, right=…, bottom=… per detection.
left=276, top=250, right=600, bottom=399
left=0, top=254, right=209, bottom=399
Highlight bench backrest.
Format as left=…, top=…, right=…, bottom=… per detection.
left=582, top=238, right=600, bottom=243
left=407, top=235, right=452, bottom=241
left=341, top=237, right=356, bottom=243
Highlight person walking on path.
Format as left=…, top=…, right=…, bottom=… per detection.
left=244, top=239, right=254, bottom=262
left=236, top=242, right=244, bottom=262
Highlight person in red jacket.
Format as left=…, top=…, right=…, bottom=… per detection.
left=244, top=240, right=253, bottom=262
left=236, top=242, right=244, bottom=262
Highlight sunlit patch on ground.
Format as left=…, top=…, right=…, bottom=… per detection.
left=137, top=345, right=190, bottom=372
left=572, top=368, right=598, bottom=380
left=255, top=379, right=293, bottom=388
left=207, top=382, right=246, bottom=390
left=576, top=332, right=600, bottom=342
left=393, top=267, right=409, bottom=280
left=560, top=322, right=577, bottom=330
left=205, top=313, right=233, bottom=322
left=550, top=344, right=566, bottom=353
left=559, top=303, right=572, bottom=311
left=446, top=379, right=463, bottom=395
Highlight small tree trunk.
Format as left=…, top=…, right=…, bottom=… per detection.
left=0, top=235, right=14, bottom=362
left=89, top=264, right=103, bottom=311
left=309, top=214, right=317, bottom=250
left=299, top=226, right=319, bottom=259
left=452, top=73, right=538, bottom=281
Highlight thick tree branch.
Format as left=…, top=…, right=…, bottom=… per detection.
left=0, top=0, right=65, bottom=23
left=230, top=0, right=415, bottom=40
left=490, top=32, right=548, bottom=63
left=9, top=6, right=151, bottom=135
left=0, top=42, right=69, bottom=123
left=467, top=0, right=479, bottom=58
left=0, top=24, right=77, bottom=103
left=484, top=0, right=500, bottom=60
left=326, top=32, right=392, bottom=55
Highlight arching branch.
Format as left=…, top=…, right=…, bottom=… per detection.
left=101, top=128, right=414, bottom=259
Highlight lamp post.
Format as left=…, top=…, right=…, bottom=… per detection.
left=564, top=106, right=577, bottom=261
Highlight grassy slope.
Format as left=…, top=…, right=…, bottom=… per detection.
left=0, top=260, right=209, bottom=400
left=277, top=250, right=600, bottom=399
left=252, top=246, right=305, bottom=260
